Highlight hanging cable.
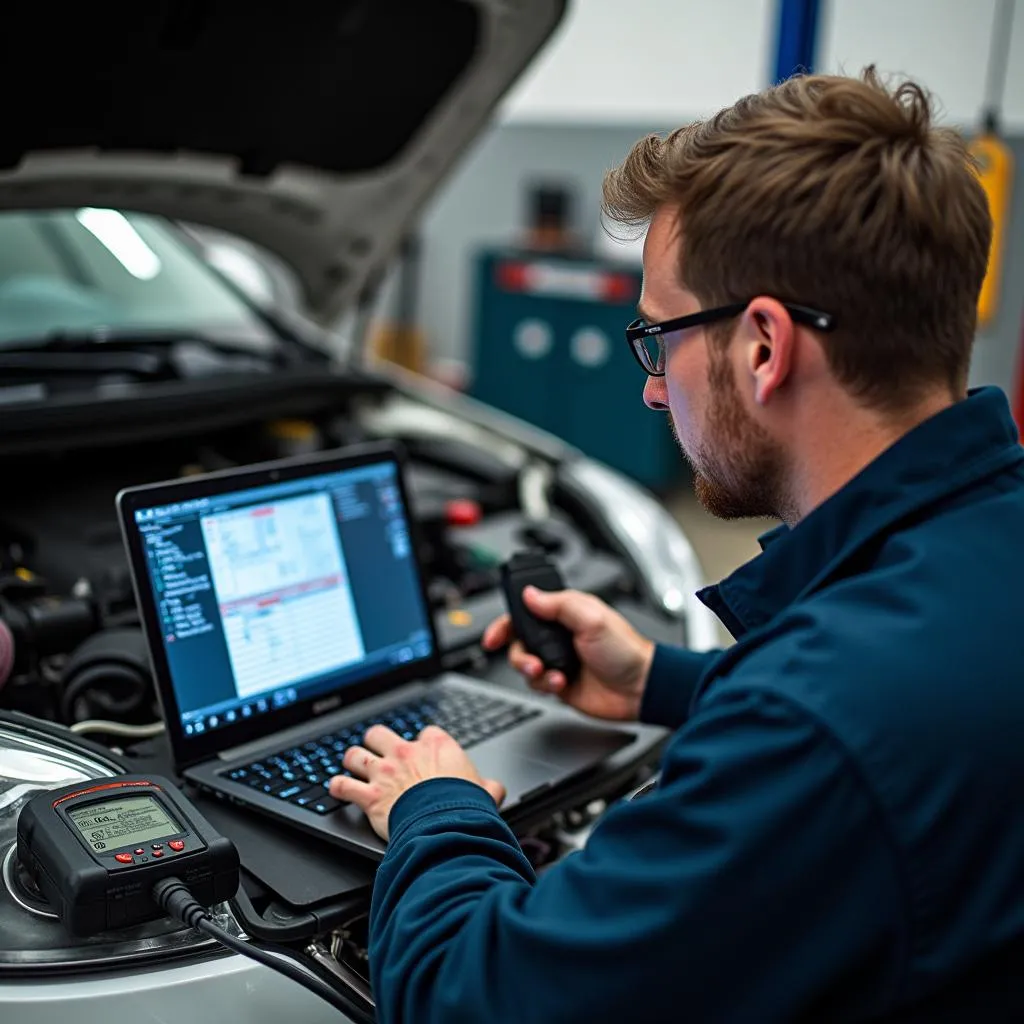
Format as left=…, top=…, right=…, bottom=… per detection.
left=971, top=0, right=1017, bottom=328
left=982, top=0, right=1016, bottom=130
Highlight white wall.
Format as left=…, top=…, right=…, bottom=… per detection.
left=499, top=0, right=775, bottom=124
left=499, top=0, right=1024, bottom=130
left=819, top=0, right=1024, bottom=131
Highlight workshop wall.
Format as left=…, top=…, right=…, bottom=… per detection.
left=818, top=0, right=1024, bottom=131
left=418, top=125, right=1024, bottom=395
left=413, top=0, right=1024, bottom=394
left=497, top=0, right=1024, bottom=130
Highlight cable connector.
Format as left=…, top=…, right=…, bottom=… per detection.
left=152, top=876, right=210, bottom=930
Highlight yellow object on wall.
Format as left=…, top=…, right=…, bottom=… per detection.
left=969, top=132, right=1014, bottom=327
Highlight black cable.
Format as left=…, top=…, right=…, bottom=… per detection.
left=983, top=0, right=1016, bottom=131
left=152, top=877, right=370, bottom=1020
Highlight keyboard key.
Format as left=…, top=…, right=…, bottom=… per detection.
left=291, top=785, right=326, bottom=807
left=277, top=785, right=303, bottom=800
left=311, top=797, right=342, bottom=814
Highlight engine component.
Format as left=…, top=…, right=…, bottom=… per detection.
left=60, top=630, right=153, bottom=726
left=0, top=620, right=13, bottom=691
left=0, top=588, right=97, bottom=683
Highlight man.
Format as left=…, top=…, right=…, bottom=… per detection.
left=328, top=68, right=1024, bottom=1021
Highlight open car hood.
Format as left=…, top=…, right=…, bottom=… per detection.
left=0, top=0, right=566, bottom=325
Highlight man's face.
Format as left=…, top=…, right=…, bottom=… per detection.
left=638, top=206, right=786, bottom=520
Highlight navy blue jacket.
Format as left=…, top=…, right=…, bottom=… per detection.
left=369, top=387, right=1024, bottom=1022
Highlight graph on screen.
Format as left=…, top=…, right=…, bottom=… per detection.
left=201, top=492, right=365, bottom=700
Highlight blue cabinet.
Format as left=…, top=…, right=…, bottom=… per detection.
left=469, top=248, right=683, bottom=490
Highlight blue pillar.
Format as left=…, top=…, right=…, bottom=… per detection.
left=773, top=0, right=823, bottom=83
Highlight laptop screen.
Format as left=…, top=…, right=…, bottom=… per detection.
left=128, top=457, right=434, bottom=741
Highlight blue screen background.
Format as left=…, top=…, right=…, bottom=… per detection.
left=132, top=462, right=433, bottom=732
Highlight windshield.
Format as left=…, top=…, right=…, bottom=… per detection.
left=0, top=209, right=278, bottom=350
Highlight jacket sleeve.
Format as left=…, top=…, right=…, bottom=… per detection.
left=368, top=688, right=907, bottom=1024
left=638, top=643, right=723, bottom=728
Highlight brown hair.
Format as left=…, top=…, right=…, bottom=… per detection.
left=602, top=67, right=992, bottom=408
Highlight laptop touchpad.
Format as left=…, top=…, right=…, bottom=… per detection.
left=518, top=719, right=634, bottom=770
left=473, top=745, right=557, bottom=797
left=471, top=721, right=633, bottom=785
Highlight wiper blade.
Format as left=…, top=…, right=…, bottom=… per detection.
left=0, top=329, right=286, bottom=382
left=2, top=327, right=285, bottom=361
left=0, top=349, right=173, bottom=379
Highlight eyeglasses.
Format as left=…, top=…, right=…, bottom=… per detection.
left=626, top=302, right=837, bottom=376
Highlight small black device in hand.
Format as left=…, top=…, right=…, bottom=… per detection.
left=500, top=550, right=581, bottom=684
left=17, top=773, right=238, bottom=936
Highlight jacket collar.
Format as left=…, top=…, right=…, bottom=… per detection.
left=698, top=387, right=1024, bottom=639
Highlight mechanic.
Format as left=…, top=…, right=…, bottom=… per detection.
left=327, top=67, right=1024, bottom=1022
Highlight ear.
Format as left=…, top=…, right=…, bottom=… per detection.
left=739, top=297, right=796, bottom=405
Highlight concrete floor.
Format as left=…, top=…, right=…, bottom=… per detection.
left=664, top=487, right=776, bottom=646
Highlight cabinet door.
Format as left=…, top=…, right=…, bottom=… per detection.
left=470, top=253, right=563, bottom=434
left=561, top=312, right=680, bottom=489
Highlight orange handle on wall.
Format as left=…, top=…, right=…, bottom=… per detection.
left=969, top=131, right=1014, bottom=328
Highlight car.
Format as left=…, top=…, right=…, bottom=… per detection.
left=0, top=3, right=717, bottom=1022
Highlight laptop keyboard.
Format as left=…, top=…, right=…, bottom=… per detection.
left=223, top=687, right=541, bottom=816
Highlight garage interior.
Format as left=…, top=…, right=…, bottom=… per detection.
left=1, top=2, right=1023, bottom=1022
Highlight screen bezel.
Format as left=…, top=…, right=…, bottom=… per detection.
left=116, top=440, right=443, bottom=770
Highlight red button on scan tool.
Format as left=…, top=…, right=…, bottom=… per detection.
left=114, top=853, right=133, bottom=864
left=169, top=840, right=185, bottom=851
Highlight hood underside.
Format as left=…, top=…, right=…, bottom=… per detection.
left=0, top=0, right=566, bottom=323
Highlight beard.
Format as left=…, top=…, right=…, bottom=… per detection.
left=670, top=349, right=788, bottom=521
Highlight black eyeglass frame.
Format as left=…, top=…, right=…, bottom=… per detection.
left=626, top=302, right=837, bottom=376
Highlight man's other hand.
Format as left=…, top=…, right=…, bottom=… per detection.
left=329, top=725, right=506, bottom=841
left=482, top=587, right=655, bottom=722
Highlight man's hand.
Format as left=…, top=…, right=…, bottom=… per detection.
left=329, top=725, right=506, bottom=841
left=483, top=587, right=655, bottom=722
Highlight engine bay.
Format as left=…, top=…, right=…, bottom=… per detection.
left=0, top=396, right=650, bottom=734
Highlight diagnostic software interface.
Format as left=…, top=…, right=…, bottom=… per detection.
left=131, top=460, right=433, bottom=738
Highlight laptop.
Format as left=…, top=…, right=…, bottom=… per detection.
left=116, top=441, right=642, bottom=860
